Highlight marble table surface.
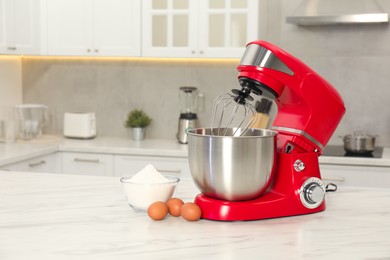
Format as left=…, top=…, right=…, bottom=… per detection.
left=1, top=171, right=390, bottom=260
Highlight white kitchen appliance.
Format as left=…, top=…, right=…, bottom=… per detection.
left=63, top=112, right=96, bottom=139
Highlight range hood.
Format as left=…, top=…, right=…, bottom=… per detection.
left=286, top=0, right=389, bottom=25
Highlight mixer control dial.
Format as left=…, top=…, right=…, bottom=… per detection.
left=300, top=177, right=325, bottom=209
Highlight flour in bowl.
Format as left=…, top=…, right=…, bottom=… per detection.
left=130, top=164, right=169, bottom=183
left=121, top=164, right=180, bottom=211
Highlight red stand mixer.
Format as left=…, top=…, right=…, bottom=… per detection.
left=187, top=41, right=346, bottom=221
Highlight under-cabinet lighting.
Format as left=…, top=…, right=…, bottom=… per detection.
left=0, top=55, right=22, bottom=60
left=20, top=55, right=240, bottom=64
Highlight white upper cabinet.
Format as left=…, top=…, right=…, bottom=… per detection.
left=0, top=0, right=41, bottom=55
left=46, top=0, right=141, bottom=56
left=142, top=0, right=260, bottom=58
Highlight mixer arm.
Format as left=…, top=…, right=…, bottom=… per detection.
left=236, top=41, right=346, bottom=154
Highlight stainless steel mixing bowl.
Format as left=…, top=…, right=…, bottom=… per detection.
left=187, top=128, right=277, bottom=201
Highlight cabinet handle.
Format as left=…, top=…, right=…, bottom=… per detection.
left=199, top=50, right=204, bottom=54
left=29, top=160, right=46, bottom=167
left=94, top=49, right=98, bottom=53
left=157, top=169, right=181, bottom=174
left=74, top=158, right=100, bottom=163
left=7, top=46, right=16, bottom=50
left=87, top=49, right=91, bottom=52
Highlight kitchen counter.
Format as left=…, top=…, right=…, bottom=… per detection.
left=0, top=135, right=389, bottom=167
left=0, top=136, right=189, bottom=166
left=1, top=171, right=390, bottom=259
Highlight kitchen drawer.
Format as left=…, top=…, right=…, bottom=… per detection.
left=114, top=155, right=191, bottom=178
left=320, top=164, right=390, bottom=189
left=61, top=152, right=114, bottom=177
left=0, top=153, right=60, bottom=173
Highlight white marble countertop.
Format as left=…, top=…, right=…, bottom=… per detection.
left=0, top=136, right=189, bottom=166
left=0, top=135, right=389, bottom=167
left=1, top=171, right=390, bottom=259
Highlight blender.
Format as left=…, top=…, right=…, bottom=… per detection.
left=177, top=86, right=200, bottom=144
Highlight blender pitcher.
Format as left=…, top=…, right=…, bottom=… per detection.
left=15, top=104, right=48, bottom=140
left=176, top=86, right=203, bottom=144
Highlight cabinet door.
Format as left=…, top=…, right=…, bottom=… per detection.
left=11, top=0, right=41, bottom=54
left=142, top=0, right=260, bottom=58
left=93, top=0, right=141, bottom=56
left=46, top=0, right=92, bottom=56
left=0, top=153, right=59, bottom=173
left=320, top=164, right=390, bottom=189
left=198, top=0, right=259, bottom=58
left=0, top=0, right=41, bottom=55
left=61, top=152, right=114, bottom=176
left=142, top=0, right=197, bottom=57
left=114, top=155, right=191, bottom=178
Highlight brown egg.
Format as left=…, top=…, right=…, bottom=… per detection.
left=180, top=202, right=202, bottom=221
left=147, top=201, right=169, bottom=221
left=166, top=198, right=184, bottom=217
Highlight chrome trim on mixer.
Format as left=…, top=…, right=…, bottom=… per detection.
left=299, top=177, right=325, bottom=209
left=240, top=44, right=294, bottom=76
left=272, top=126, right=324, bottom=150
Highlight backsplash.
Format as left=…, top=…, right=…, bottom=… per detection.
left=22, top=58, right=239, bottom=141
left=22, top=0, right=390, bottom=146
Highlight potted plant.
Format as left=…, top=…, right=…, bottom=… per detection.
left=124, top=109, right=152, bottom=141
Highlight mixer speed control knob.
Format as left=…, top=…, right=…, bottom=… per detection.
left=300, top=177, right=325, bottom=209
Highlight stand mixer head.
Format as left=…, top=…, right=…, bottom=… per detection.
left=188, top=40, right=346, bottom=221
left=235, top=40, right=345, bottom=154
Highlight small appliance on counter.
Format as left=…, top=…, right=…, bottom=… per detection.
left=187, top=40, right=346, bottom=221
left=63, top=112, right=96, bottom=139
left=14, top=104, right=48, bottom=140
left=176, top=86, right=202, bottom=144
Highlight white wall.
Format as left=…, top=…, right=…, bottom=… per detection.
left=0, top=57, right=22, bottom=106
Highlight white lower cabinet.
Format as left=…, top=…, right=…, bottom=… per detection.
left=320, top=164, right=390, bottom=189
left=0, top=153, right=60, bottom=173
left=114, top=155, right=191, bottom=178
left=61, top=152, right=114, bottom=176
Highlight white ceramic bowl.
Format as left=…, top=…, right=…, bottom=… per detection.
left=120, top=175, right=180, bottom=211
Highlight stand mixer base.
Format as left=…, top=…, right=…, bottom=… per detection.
left=195, top=193, right=325, bottom=221
left=194, top=152, right=327, bottom=221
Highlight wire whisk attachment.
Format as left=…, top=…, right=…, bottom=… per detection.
left=211, top=92, right=258, bottom=136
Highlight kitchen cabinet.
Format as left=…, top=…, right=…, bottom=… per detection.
left=141, top=0, right=262, bottom=58
left=46, top=0, right=141, bottom=56
left=61, top=152, right=114, bottom=176
left=0, top=0, right=41, bottom=55
left=0, top=153, right=60, bottom=173
left=114, top=155, right=191, bottom=178
left=320, top=164, right=390, bottom=189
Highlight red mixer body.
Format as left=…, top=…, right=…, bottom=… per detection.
left=193, top=41, right=345, bottom=221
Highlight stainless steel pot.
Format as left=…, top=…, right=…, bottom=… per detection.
left=342, top=131, right=376, bottom=154
left=187, top=128, right=277, bottom=201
